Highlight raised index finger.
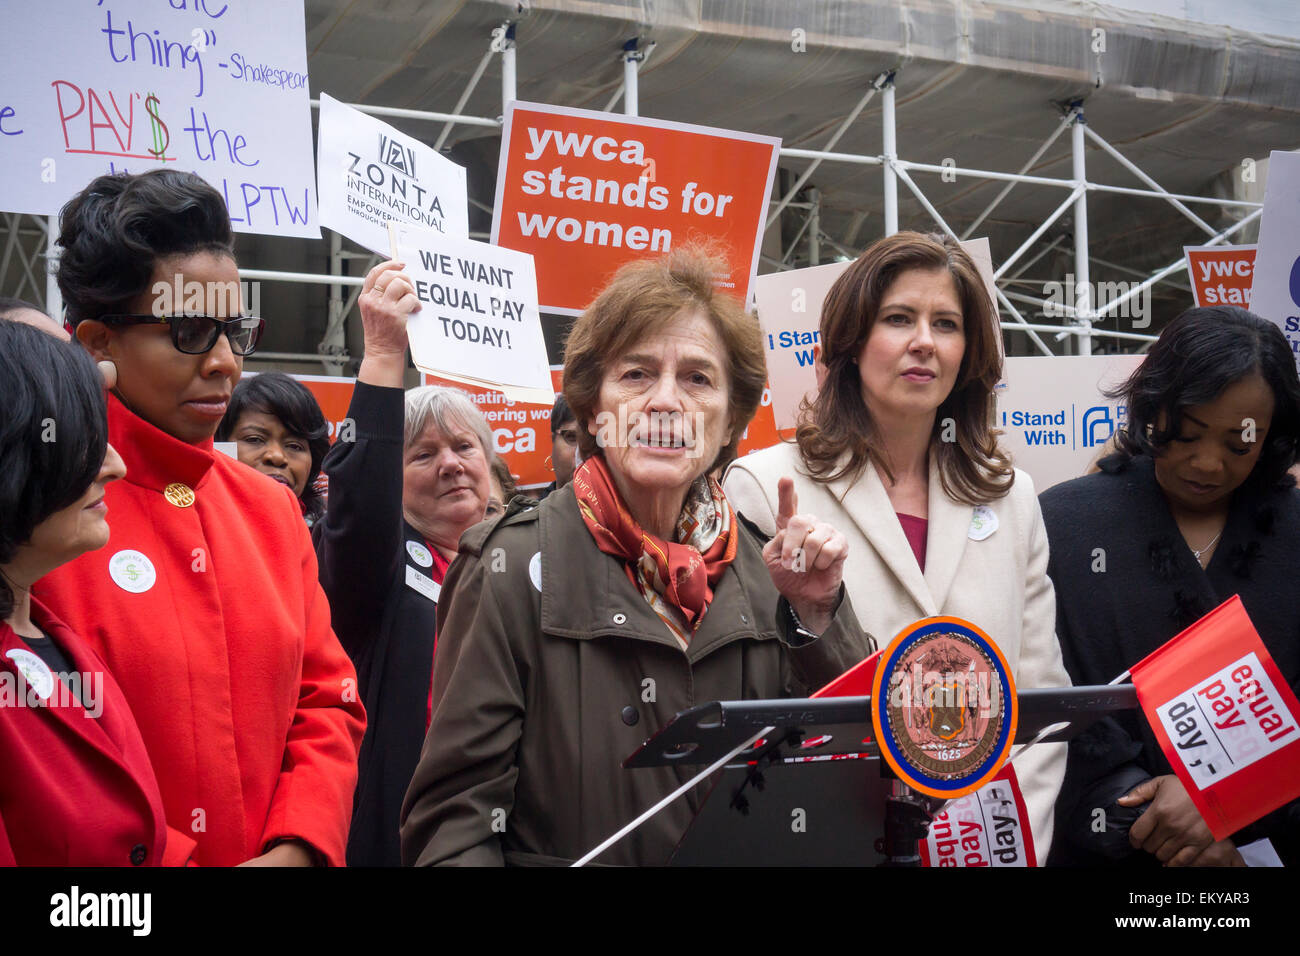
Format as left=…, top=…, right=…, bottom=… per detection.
left=776, top=477, right=798, bottom=531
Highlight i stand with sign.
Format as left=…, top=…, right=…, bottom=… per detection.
left=572, top=617, right=1139, bottom=866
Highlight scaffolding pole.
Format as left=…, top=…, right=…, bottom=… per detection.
left=622, top=41, right=640, bottom=117
left=434, top=41, right=498, bottom=151
left=1082, top=124, right=1217, bottom=237
left=1070, top=108, right=1092, bottom=356
left=501, top=24, right=517, bottom=107
left=765, top=81, right=880, bottom=231
left=962, top=112, right=1074, bottom=240
left=882, top=76, right=898, bottom=236
left=893, top=162, right=1055, bottom=357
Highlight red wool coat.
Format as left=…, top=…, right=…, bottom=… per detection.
left=0, top=602, right=195, bottom=866
left=37, top=396, right=366, bottom=867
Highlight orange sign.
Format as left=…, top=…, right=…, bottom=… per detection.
left=1185, top=244, right=1256, bottom=309
left=491, top=102, right=781, bottom=315
left=421, top=369, right=564, bottom=489
left=291, top=374, right=362, bottom=444
left=735, top=389, right=791, bottom=459
left=292, top=370, right=787, bottom=490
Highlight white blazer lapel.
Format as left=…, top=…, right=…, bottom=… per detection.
left=835, top=460, right=936, bottom=616
left=923, top=457, right=973, bottom=613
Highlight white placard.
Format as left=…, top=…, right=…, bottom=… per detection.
left=0, top=1, right=318, bottom=238
left=753, top=261, right=848, bottom=431
left=995, top=355, right=1143, bottom=491
left=316, top=93, right=467, bottom=255
left=1248, top=150, right=1300, bottom=371
left=388, top=222, right=552, bottom=404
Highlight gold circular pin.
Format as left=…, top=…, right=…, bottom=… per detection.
left=164, top=482, right=195, bottom=508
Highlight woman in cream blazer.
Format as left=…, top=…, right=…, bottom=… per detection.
left=724, top=232, right=1069, bottom=861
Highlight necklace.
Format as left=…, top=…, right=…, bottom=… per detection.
left=1189, top=529, right=1223, bottom=565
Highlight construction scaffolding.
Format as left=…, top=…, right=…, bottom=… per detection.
left=0, top=20, right=1267, bottom=371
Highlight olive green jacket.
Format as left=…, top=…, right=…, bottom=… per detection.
left=399, top=485, right=876, bottom=866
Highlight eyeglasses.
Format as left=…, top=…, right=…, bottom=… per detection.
left=100, top=313, right=266, bottom=356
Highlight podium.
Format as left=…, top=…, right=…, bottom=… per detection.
left=619, top=687, right=1138, bottom=866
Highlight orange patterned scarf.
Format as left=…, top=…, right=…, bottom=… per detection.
left=573, top=455, right=737, bottom=647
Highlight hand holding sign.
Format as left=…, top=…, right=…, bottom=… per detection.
left=1118, top=773, right=1215, bottom=865
left=761, top=477, right=847, bottom=635
left=357, top=260, right=420, bottom=388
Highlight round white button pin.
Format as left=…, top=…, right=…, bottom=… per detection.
left=528, top=551, right=542, bottom=593
left=968, top=506, right=998, bottom=541
left=108, top=549, right=157, bottom=593
left=6, top=648, right=54, bottom=700
left=406, top=540, right=434, bottom=568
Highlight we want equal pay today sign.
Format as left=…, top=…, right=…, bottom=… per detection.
left=389, top=222, right=553, bottom=404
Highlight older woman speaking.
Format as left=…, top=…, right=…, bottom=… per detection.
left=400, top=246, right=874, bottom=867
left=314, top=260, right=496, bottom=867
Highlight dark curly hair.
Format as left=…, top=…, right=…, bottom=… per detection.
left=216, top=372, right=330, bottom=522
left=1108, top=306, right=1300, bottom=492
left=0, top=321, right=109, bottom=617
left=56, top=169, right=235, bottom=326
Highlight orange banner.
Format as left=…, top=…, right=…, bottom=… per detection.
left=293, top=370, right=787, bottom=490
left=491, top=101, right=780, bottom=315
left=420, top=369, right=564, bottom=489
left=1185, top=244, right=1256, bottom=309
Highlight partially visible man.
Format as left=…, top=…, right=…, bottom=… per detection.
left=0, top=297, right=69, bottom=341
left=540, top=394, right=578, bottom=498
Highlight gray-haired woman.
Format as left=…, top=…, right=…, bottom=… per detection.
left=313, top=260, right=495, bottom=867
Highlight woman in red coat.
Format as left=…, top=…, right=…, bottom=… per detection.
left=36, top=170, right=366, bottom=867
left=0, top=319, right=195, bottom=866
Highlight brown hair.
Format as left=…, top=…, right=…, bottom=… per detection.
left=795, top=231, right=1013, bottom=504
left=563, top=244, right=766, bottom=474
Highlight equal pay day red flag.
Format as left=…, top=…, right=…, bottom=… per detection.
left=1130, top=595, right=1300, bottom=840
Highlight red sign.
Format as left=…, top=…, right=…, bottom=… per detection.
left=1130, top=595, right=1300, bottom=840
left=491, top=102, right=780, bottom=315
left=919, top=766, right=1035, bottom=867
left=1185, top=245, right=1256, bottom=309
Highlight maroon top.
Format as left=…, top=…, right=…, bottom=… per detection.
left=896, top=513, right=928, bottom=572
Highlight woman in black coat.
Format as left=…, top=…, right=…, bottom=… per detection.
left=313, top=260, right=495, bottom=867
left=1040, top=306, right=1300, bottom=867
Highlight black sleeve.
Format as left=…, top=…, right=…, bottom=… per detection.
left=1041, top=484, right=1151, bottom=864
left=313, top=381, right=406, bottom=660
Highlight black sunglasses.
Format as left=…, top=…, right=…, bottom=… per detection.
left=100, top=313, right=266, bottom=356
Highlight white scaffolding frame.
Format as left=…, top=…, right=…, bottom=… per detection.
left=5, top=34, right=1266, bottom=369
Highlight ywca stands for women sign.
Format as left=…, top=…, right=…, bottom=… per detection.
left=491, top=102, right=780, bottom=315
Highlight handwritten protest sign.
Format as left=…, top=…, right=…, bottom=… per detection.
left=390, top=222, right=552, bottom=404
left=1186, top=245, right=1256, bottom=308
left=0, top=1, right=317, bottom=238
left=317, top=93, right=467, bottom=255
left=491, top=101, right=780, bottom=314
left=1249, top=151, right=1300, bottom=369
